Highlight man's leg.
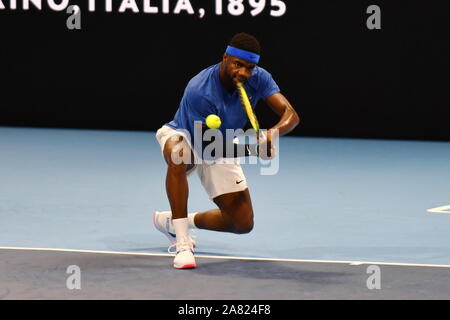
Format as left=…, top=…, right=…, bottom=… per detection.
left=193, top=189, right=254, bottom=234
left=164, top=138, right=190, bottom=220
left=162, top=135, right=196, bottom=269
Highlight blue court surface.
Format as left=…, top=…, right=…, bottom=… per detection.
left=1, top=126, right=449, bottom=266
left=2, top=126, right=450, bottom=300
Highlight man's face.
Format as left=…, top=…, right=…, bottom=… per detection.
left=222, top=54, right=256, bottom=85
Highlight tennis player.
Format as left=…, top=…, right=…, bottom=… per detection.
left=154, top=33, right=300, bottom=269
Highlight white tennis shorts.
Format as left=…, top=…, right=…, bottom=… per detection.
left=156, top=125, right=248, bottom=199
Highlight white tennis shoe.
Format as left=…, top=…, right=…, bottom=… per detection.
left=153, top=211, right=196, bottom=247
left=173, top=238, right=196, bottom=269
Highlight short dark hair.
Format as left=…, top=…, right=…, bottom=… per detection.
left=229, top=32, right=261, bottom=55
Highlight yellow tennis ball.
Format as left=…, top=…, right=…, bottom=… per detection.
left=206, top=114, right=221, bottom=129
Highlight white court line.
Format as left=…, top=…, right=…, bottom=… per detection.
left=427, top=205, right=450, bottom=214
left=1, top=246, right=450, bottom=269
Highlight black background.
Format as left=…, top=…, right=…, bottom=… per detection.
left=1, top=0, right=449, bottom=140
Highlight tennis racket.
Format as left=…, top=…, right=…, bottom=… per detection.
left=237, top=82, right=275, bottom=158
left=236, top=82, right=260, bottom=136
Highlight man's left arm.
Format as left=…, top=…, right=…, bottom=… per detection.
left=265, top=92, right=300, bottom=140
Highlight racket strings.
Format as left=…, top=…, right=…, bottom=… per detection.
left=237, top=83, right=260, bottom=132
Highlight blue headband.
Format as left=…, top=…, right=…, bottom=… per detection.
left=226, top=45, right=260, bottom=64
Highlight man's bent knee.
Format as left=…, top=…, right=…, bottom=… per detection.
left=233, top=219, right=254, bottom=234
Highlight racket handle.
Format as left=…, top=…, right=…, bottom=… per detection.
left=257, top=129, right=266, bottom=142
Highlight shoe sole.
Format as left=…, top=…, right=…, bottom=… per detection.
left=174, top=263, right=197, bottom=269
left=153, top=212, right=196, bottom=248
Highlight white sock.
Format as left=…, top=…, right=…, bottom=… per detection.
left=172, top=218, right=189, bottom=242
left=188, top=212, right=198, bottom=229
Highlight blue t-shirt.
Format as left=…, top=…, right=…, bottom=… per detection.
left=166, top=63, right=280, bottom=146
